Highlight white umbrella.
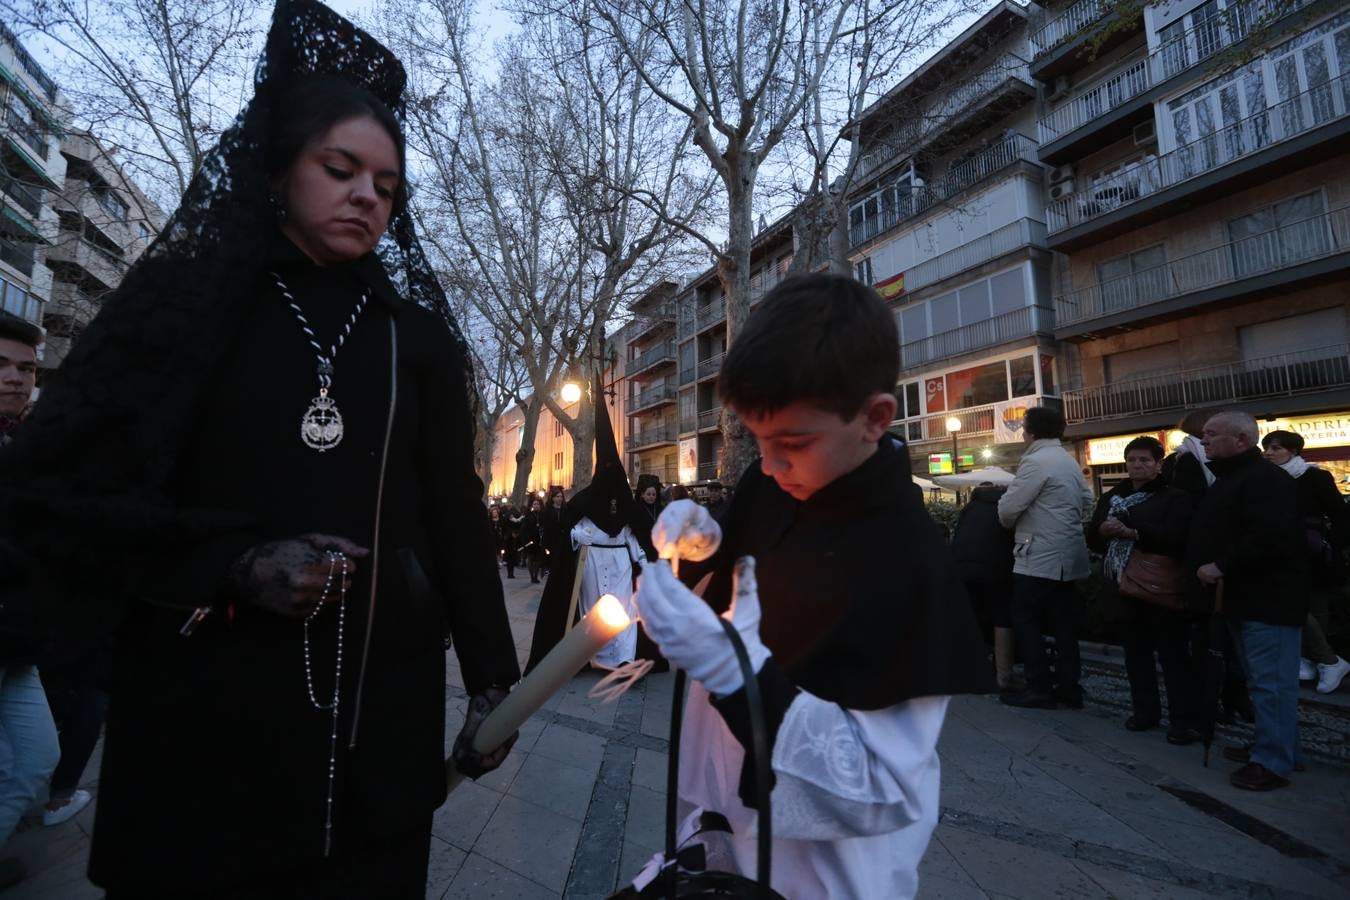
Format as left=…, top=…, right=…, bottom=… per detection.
left=932, top=466, right=1015, bottom=489
left=911, top=476, right=955, bottom=494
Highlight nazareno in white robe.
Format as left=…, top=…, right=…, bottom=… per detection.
left=571, top=517, right=645, bottom=669
left=634, top=680, right=949, bottom=899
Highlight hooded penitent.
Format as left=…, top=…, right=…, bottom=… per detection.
left=525, top=374, right=652, bottom=671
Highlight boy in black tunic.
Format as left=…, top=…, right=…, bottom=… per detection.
left=630, top=274, right=992, bottom=898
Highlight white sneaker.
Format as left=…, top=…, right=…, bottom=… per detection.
left=1316, top=657, right=1350, bottom=694
left=1299, top=657, right=1316, bottom=681
left=41, top=789, right=91, bottom=827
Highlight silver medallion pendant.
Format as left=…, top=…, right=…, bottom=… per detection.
left=301, top=392, right=344, bottom=452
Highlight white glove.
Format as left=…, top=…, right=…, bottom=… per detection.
left=635, top=556, right=769, bottom=697
left=652, top=499, right=721, bottom=563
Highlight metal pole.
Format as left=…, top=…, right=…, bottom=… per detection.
left=952, top=431, right=959, bottom=475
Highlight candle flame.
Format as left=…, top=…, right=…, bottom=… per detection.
left=595, top=594, right=631, bottom=629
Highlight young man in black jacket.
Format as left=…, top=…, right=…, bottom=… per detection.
left=1189, top=411, right=1305, bottom=791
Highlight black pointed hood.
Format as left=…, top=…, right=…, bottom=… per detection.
left=572, top=373, right=636, bottom=537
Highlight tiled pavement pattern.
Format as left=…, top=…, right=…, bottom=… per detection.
left=6, top=571, right=1350, bottom=898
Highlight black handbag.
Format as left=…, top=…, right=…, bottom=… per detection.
left=609, top=619, right=787, bottom=899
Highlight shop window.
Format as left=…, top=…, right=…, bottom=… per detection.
left=946, top=361, right=1008, bottom=409
left=1009, top=356, right=1036, bottom=398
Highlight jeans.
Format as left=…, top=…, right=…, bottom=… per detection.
left=1010, top=575, right=1080, bottom=696
left=0, top=665, right=60, bottom=844
left=1228, top=620, right=1301, bottom=777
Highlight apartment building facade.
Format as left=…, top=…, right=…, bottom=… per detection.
left=44, top=130, right=163, bottom=368
left=1031, top=0, right=1350, bottom=492
left=847, top=0, right=1062, bottom=478
left=623, top=218, right=796, bottom=488
left=0, top=22, right=65, bottom=333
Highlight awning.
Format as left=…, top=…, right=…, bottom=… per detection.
left=3, top=137, right=59, bottom=189
left=1, top=204, right=49, bottom=243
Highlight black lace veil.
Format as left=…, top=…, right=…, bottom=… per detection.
left=0, top=0, right=474, bottom=613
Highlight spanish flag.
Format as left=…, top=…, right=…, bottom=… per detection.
left=874, top=271, right=905, bottom=299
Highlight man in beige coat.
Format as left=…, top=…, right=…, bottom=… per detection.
left=997, top=406, right=1094, bottom=709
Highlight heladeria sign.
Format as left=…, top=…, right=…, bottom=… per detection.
left=1258, top=413, right=1350, bottom=450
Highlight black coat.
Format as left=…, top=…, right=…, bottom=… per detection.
left=688, top=435, right=994, bottom=710
left=517, top=510, right=544, bottom=555
left=1087, top=477, right=1192, bottom=559
left=1186, top=448, right=1306, bottom=625
left=1161, top=451, right=1209, bottom=506
left=86, top=244, right=519, bottom=892
left=1292, top=465, right=1348, bottom=586
left=631, top=498, right=662, bottom=562
left=949, top=485, right=1013, bottom=585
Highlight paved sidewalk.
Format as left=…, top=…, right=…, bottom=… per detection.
left=7, top=572, right=1350, bottom=898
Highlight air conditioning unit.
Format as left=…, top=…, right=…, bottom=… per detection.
left=1048, top=179, right=1075, bottom=202
left=1047, top=163, right=1075, bottom=184
left=1132, top=119, right=1157, bottom=147
left=1046, top=75, right=1071, bottom=102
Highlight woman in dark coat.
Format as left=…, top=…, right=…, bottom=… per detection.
left=517, top=497, right=546, bottom=584
left=1261, top=429, right=1349, bottom=693
left=949, top=483, right=1016, bottom=690
left=489, top=504, right=516, bottom=578
left=631, top=473, right=664, bottom=562
left=0, top=3, right=518, bottom=895
left=1088, top=436, right=1196, bottom=743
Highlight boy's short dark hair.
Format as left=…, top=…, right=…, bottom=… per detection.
left=1023, top=406, right=1066, bottom=440
left=718, top=274, right=899, bottom=420
left=1123, top=436, right=1165, bottom=461
left=1261, top=429, right=1304, bottom=455
left=0, top=313, right=43, bottom=349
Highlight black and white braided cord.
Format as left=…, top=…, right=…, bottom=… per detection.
left=270, top=271, right=369, bottom=392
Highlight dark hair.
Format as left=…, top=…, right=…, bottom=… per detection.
left=268, top=75, right=407, bottom=216
left=1261, top=429, right=1304, bottom=455
left=1123, top=436, right=1165, bottom=461
left=718, top=274, right=899, bottom=420
left=1023, top=405, right=1066, bottom=440
left=0, top=313, right=42, bottom=349
left=1177, top=408, right=1212, bottom=438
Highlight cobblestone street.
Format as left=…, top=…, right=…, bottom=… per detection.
left=7, top=572, right=1350, bottom=899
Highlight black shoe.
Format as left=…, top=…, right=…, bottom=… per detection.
left=1230, top=762, right=1290, bottom=791
left=1125, top=715, right=1160, bottom=732
left=1001, top=689, right=1056, bottom=709
left=1166, top=727, right=1202, bottom=746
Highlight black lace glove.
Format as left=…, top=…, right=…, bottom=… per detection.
left=451, top=686, right=517, bottom=779
left=228, top=533, right=369, bottom=619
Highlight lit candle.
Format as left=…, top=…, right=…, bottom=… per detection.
left=447, top=594, right=631, bottom=791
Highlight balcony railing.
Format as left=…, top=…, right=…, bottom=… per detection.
left=1048, top=75, right=1350, bottom=235
left=1056, top=206, right=1350, bottom=327
left=629, top=341, right=675, bottom=375
left=897, top=401, right=1002, bottom=446
left=630, top=383, right=676, bottom=412
left=679, top=416, right=696, bottom=433
left=0, top=173, right=41, bottom=218
left=1037, top=0, right=1317, bottom=144
left=0, top=22, right=60, bottom=101
left=696, top=301, right=725, bottom=330
left=631, top=303, right=676, bottom=340
left=697, top=407, right=722, bottom=431
left=851, top=133, right=1039, bottom=248
left=901, top=305, right=1055, bottom=370
left=1063, top=344, right=1350, bottom=425
left=904, top=219, right=1048, bottom=294
left=5, top=108, right=47, bottom=160
left=0, top=236, right=34, bottom=278
left=1039, top=53, right=1150, bottom=142
left=1029, top=0, right=1110, bottom=56
left=697, top=353, right=724, bottom=380
left=625, top=424, right=677, bottom=451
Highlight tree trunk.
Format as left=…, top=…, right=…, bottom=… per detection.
left=477, top=419, right=495, bottom=496
left=570, top=384, right=597, bottom=492
left=510, top=397, right=543, bottom=508
left=719, top=172, right=758, bottom=487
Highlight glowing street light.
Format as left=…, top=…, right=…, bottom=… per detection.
left=560, top=381, right=582, bottom=404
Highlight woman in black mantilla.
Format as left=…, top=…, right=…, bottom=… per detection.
left=0, top=3, right=518, bottom=896
left=631, top=473, right=664, bottom=562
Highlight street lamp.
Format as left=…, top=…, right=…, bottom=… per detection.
left=560, top=381, right=583, bottom=404
left=981, top=447, right=993, bottom=461
left=945, top=416, right=961, bottom=474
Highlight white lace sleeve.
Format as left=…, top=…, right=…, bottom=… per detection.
left=766, top=693, right=948, bottom=840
